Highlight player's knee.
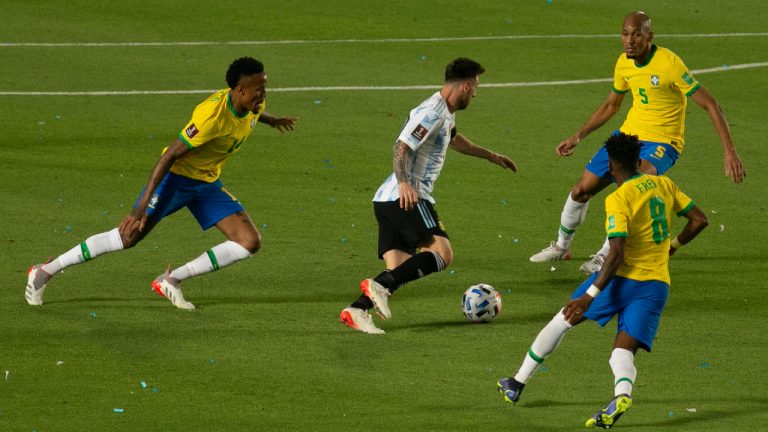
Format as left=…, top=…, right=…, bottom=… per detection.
left=120, top=232, right=141, bottom=249
left=570, top=184, right=593, bottom=203
left=437, top=249, right=453, bottom=268
left=240, top=231, right=261, bottom=254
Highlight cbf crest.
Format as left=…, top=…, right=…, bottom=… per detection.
left=650, top=75, right=660, bottom=87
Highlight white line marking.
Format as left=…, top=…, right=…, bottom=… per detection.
left=1, top=62, right=766, bottom=96
left=1, top=33, right=767, bottom=47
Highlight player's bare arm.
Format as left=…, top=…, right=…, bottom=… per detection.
left=393, top=140, right=418, bottom=211
left=689, top=87, right=746, bottom=184
left=557, top=91, right=625, bottom=157
left=449, top=133, right=517, bottom=171
left=119, top=138, right=190, bottom=238
left=258, top=111, right=298, bottom=134
left=669, top=205, right=708, bottom=256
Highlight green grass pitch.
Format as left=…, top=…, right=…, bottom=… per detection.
left=1, top=1, right=767, bottom=430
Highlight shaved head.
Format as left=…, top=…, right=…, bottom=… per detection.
left=624, top=11, right=652, bottom=33
left=621, top=11, right=654, bottom=61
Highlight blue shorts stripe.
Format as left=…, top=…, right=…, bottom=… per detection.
left=417, top=202, right=436, bottom=228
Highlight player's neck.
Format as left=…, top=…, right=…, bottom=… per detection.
left=440, top=86, right=459, bottom=113
left=632, top=44, right=655, bottom=67
left=614, top=170, right=640, bottom=187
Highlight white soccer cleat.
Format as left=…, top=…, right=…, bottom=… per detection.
left=26, top=264, right=52, bottom=306
left=360, top=278, right=391, bottom=320
left=579, top=253, right=606, bottom=275
left=340, top=307, right=385, bottom=334
left=529, top=241, right=572, bottom=263
left=151, top=271, right=195, bottom=310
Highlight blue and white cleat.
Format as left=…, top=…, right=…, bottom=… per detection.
left=497, top=377, right=525, bottom=403
left=585, top=394, right=632, bottom=429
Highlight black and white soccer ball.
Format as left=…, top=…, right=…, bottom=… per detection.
left=461, top=284, right=502, bottom=322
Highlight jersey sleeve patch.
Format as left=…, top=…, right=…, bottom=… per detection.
left=185, top=123, right=199, bottom=139
left=410, top=124, right=429, bottom=142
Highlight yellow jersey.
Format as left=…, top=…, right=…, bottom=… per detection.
left=613, top=45, right=700, bottom=153
left=605, top=174, right=694, bottom=284
left=171, top=89, right=265, bottom=182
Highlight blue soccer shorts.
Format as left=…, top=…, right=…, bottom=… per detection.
left=133, top=172, right=245, bottom=230
left=570, top=273, right=669, bottom=352
left=585, top=130, right=680, bottom=179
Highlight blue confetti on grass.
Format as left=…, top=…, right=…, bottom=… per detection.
left=113, top=408, right=124, bottom=413
left=89, top=312, right=97, bottom=318
left=63, top=225, right=73, bottom=233
left=140, top=381, right=147, bottom=389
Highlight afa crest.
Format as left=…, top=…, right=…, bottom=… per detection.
left=650, top=75, right=660, bottom=87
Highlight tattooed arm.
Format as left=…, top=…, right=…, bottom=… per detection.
left=394, top=140, right=418, bottom=211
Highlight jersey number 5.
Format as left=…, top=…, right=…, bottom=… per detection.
left=649, top=196, right=670, bottom=243
left=638, top=88, right=649, bottom=105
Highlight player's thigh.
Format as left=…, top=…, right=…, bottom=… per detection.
left=572, top=168, right=612, bottom=202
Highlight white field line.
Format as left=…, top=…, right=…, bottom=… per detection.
left=1, top=33, right=767, bottom=47
left=1, top=62, right=766, bottom=96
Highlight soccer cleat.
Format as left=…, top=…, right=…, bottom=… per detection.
left=151, top=270, right=195, bottom=310
left=340, top=307, right=385, bottom=334
left=579, top=253, right=606, bottom=275
left=360, top=278, right=391, bottom=320
left=585, top=394, right=632, bottom=429
left=529, top=241, right=572, bottom=263
left=25, top=264, right=52, bottom=306
left=497, top=377, right=525, bottom=403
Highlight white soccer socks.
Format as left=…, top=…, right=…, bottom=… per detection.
left=557, top=193, right=589, bottom=250
left=42, top=228, right=124, bottom=275
left=169, top=240, right=251, bottom=282
left=610, top=348, right=636, bottom=397
left=514, top=310, right=573, bottom=384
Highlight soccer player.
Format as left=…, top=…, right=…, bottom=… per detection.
left=340, top=58, right=517, bottom=334
left=529, top=11, right=745, bottom=274
left=498, top=132, right=708, bottom=429
left=25, top=57, right=297, bottom=309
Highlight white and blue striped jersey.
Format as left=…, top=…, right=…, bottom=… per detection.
left=373, top=92, right=455, bottom=204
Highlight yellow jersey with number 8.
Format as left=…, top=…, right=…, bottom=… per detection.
left=171, top=89, right=265, bottom=182
left=605, top=174, right=694, bottom=284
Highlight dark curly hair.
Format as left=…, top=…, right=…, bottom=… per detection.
left=225, top=57, right=264, bottom=89
left=605, top=132, right=641, bottom=172
left=444, top=58, right=485, bottom=82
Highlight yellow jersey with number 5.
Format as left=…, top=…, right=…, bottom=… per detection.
left=605, top=174, right=694, bottom=284
left=612, top=45, right=700, bottom=153
left=171, top=89, right=265, bottom=182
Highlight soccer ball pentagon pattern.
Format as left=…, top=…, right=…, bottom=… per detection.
left=461, top=284, right=502, bottom=322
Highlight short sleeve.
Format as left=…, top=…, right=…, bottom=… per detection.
left=671, top=55, right=701, bottom=96
left=179, top=109, right=222, bottom=149
left=612, top=55, right=630, bottom=94
left=669, top=179, right=695, bottom=216
left=605, top=194, right=629, bottom=238
left=397, top=110, right=440, bottom=150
